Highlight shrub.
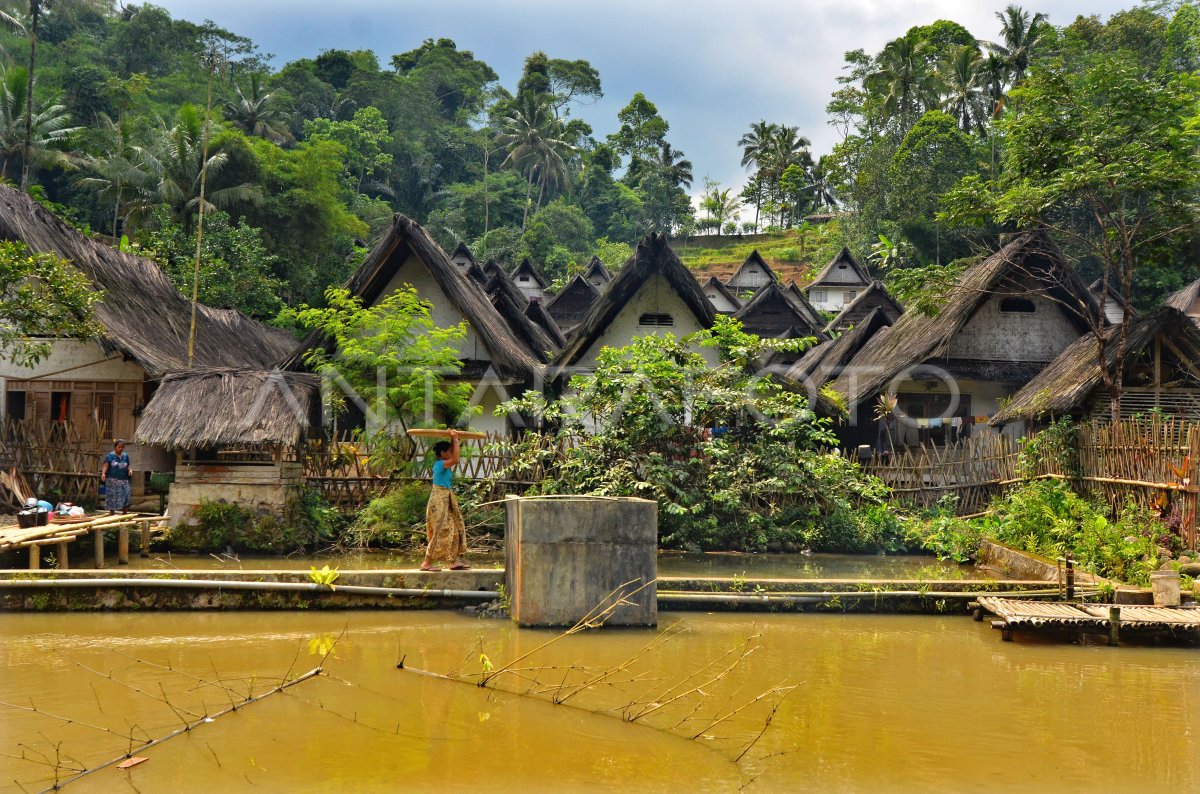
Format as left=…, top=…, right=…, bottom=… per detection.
left=349, top=482, right=430, bottom=548
left=168, top=495, right=337, bottom=554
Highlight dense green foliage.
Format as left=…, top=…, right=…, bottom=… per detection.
left=170, top=490, right=340, bottom=553
left=0, top=239, right=99, bottom=365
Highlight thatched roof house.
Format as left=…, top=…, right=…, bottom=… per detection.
left=825, top=280, right=903, bottom=333
left=991, top=307, right=1200, bottom=424
left=807, top=247, right=871, bottom=312
left=702, top=276, right=742, bottom=314
left=829, top=232, right=1099, bottom=412
left=544, top=274, right=600, bottom=332
left=136, top=368, right=322, bottom=449
left=283, top=213, right=541, bottom=384
left=549, top=234, right=716, bottom=378
left=485, top=272, right=559, bottom=361
left=733, top=282, right=827, bottom=340
left=782, top=281, right=825, bottom=329
left=584, top=256, right=612, bottom=289
left=0, top=185, right=295, bottom=377
left=1166, top=277, right=1200, bottom=321
left=525, top=298, right=567, bottom=349
left=510, top=257, right=548, bottom=300
left=449, top=241, right=478, bottom=271
left=725, top=250, right=778, bottom=293
left=788, top=307, right=895, bottom=390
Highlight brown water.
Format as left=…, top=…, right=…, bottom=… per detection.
left=2, top=611, right=1195, bottom=792
left=111, top=551, right=990, bottom=579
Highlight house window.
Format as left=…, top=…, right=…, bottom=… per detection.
left=519, top=276, right=530, bottom=283
left=51, top=392, right=71, bottom=423
left=1000, top=297, right=1036, bottom=314
left=812, top=289, right=827, bottom=303
left=843, top=291, right=856, bottom=304
left=5, top=391, right=26, bottom=421
left=638, top=313, right=674, bottom=327
left=94, top=393, right=114, bottom=437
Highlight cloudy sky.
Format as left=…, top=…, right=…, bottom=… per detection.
left=158, top=0, right=1133, bottom=194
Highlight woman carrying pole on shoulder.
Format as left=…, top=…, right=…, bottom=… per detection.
left=421, top=429, right=470, bottom=572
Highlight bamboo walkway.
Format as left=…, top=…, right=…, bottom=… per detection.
left=973, top=596, right=1200, bottom=645
left=0, top=513, right=167, bottom=570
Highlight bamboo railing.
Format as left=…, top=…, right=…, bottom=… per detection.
left=0, top=419, right=103, bottom=508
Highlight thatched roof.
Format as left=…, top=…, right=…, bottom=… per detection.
left=825, top=280, right=903, bottom=333
left=584, top=256, right=612, bottom=287
left=991, top=307, right=1200, bottom=424
left=809, top=247, right=870, bottom=288
left=782, top=281, right=825, bottom=329
left=734, top=282, right=827, bottom=340
left=544, top=274, right=600, bottom=331
left=0, top=185, right=296, bottom=377
left=525, top=299, right=567, bottom=349
left=726, top=249, right=778, bottom=291
left=509, top=257, right=547, bottom=288
left=550, top=234, right=716, bottom=378
left=788, top=307, right=895, bottom=389
left=829, top=231, right=1100, bottom=409
left=485, top=272, right=558, bottom=360
left=135, top=368, right=322, bottom=448
left=702, top=276, right=742, bottom=313
left=281, top=214, right=541, bottom=382
left=1166, top=277, right=1200, bottom=317
left=449, top=241, right=478, bottom=269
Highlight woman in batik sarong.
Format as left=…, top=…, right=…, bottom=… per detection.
left=101, top=439, right=132, bottom=514
left=420, top=430, right=470, bottom=571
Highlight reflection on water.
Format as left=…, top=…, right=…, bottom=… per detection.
left=1, top=611, right=1196, bottom=792
left=109, top=550, right=992, bottom=580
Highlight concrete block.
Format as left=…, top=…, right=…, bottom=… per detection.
left=504, top=496, right=657, bottom=628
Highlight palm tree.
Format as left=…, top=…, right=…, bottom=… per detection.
left=761, top=126, right=812, bottom=227
left=738, top=120, right=777, bottom=231
left=656, top=141, right=692, bottom=190
left=940, top=46, right=989, bottom=134
left=496, top=94, right=574, bottom=229
left=867, top=37, right=942, bottom=126
left=701, top=186, right=740, bottom=236
left=225, top=74, right=293, bottom=144
left=808, top=157, right=838, bottom=211
left=979, top=52, right=1010, bottom=118
left=76, top=113, right=153, bottom=242
left=984, top=5, right=1048, bottom=85
left=0, top=65, right=79, bottom=181
left=131, top=104, right=262, bottom=230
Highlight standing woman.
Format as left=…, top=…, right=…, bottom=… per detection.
left=101, top=439, right=132, bottom=515
left=421, top=430, right=470, bottom=571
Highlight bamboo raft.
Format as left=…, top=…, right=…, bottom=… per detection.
left=973, top=596, right=1200, bottom=646
left=0, top=513, right=167, bottom=570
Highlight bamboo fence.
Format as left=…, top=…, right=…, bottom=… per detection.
left=0, top=419, right=102, bottom=508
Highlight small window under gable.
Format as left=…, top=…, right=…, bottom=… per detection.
left=1000, top=297, right=1036, bottom=314
left=519, top=276, right=530, bottom=283
left=638, top=312, right=674, bottom=327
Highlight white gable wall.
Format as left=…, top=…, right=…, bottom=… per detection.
left=704, top=287, right=739, bottom=313
left=377, top=253, right=491, bottom=363
left=577, top=274, right=719, bottom=369
left=948, top=291, right=1080, bottom=362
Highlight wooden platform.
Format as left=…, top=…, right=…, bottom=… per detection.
left=0, top=514, right=167, bottom=570
left=974, top=596, right=1200, bottom=645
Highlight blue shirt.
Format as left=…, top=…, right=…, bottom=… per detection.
left=105, top=451, right=131, bottom=481
left=432, top=459, right=453, bottom=488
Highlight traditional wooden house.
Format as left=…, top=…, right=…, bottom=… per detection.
left=825, top=280, right=903, bottom=333
left=828, top=232, right=1100, bottom=448
left=733, top=282, right=827, bottom=340
left=449, top=241, right=478, bottom=272
left=1166, top=277, right=1200, bottom=323
left=807, top=247, right=871, bottom=313
left=135, top=368, right=322, bottom=527
left=583, top=256, right=612, bottom=290
left=284, top=214, right=544, bottom=435
left=510, top=257, right=548, bottom=300
left=544, top=274, right=600, bottom=333
left=787, top=307, right=895, bottom=394
left=0, top=185, right=296, bottom=493
left=702, top=276, right=742, bottom=314
left=550, top=234, right=718, bottom=377
left=485, top=272, right=560, bottom=361
left=1089, top=277, right=1127, bottom=325
left=782, top=280, right=826, bottom=330
left=725, top=250, right=778, bottom=294
left=991, top=307, right=1200, bottom=426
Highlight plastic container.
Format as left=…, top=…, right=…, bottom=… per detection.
left=1150, top=570, right=1181, bottom=607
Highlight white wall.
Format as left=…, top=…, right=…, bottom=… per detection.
left=809, top=287, right=859, bottom=313
left=576, top=274, right=719, bottom=369
left=704, top=287, right=739, bottom=313
left=948, top=291, right=1081, bottom=362
left=0, top=339, right=144, bottom=382
left=378, top=254, right=492, bottom=363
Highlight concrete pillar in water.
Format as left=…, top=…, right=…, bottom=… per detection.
left=503, top=495, right=657, bottom=628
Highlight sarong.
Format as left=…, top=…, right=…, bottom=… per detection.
left=425, top=485, right=467, bottom=564
left=104, top=479, right=131, bottom=512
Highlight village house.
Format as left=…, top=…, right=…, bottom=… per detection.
left=544, top=274, right=600, bottom=333
left=807, top=247, right=872, bottom=313
left=824, top=280, right=903, bottom=334
left=1166, top=276, right=1200, bottom=324
left=827, top=232, right=1101, bottom=449
left=510, top=257, right=548, bottom=301
left=583, top=256, right=612, bottom=290
left=702, top=276, right=742, bottom=314
left=724, top=250, right=778, bottom=295
left=782, top=281, right=826, bottom=330
left=448, top=241, right=478, bottom=272
left=733, top=281, right=827, bottom=340
left=788, top=306, right=896, bottom=396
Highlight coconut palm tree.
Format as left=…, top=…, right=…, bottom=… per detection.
left=656, top=141, right=692, bottom=190
left=0, top=64, right=79, bottom=181
left=496, top=94, right=574, bottom=229
left=867, top=37, right=942, bottom=126
left=940, top=45, right=989, bottom=134
left=130, top=104, right=262, bottom=230
left=76, top=113, right=154, bottom=242
left=738, top=120, right=777, bottom=231
left=983, top=5, right=1048, bottom=85
left=808, top=157, right=838, bottom=211
left=225, top=74, right=293, bottom=144
left=701, top=185, right=741, bottom=236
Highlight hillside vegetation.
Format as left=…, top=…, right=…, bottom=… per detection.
left=674, top=222, right=849, bottom=286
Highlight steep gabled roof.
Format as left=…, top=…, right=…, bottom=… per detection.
left=809, top=247, right=871, bottom=288
left=525, top=299, right=567, bottom=349
left=550, top=234, right=716, bottom=378
left=583, top=256, right=612, bottom=287
left=510, top=257, right=548, bottom=288
left=482, top=258, right=507, bottom=283
left=1166, top=277, right=1200, bottom=317
left=282, top=214, right=540, bottom=381
left=543, top=274, right=600, bottom=331
left=725, top=249, right=778, bottom=290
left=464, top=261, right=488, bottom=285
left=702, top=276, right=742, bottom=313
left=0, top=185, right=295, bottom=377
left=829, top=231, right=1100, bottom=409
left=485, top=271, right=557, bottom=361
left=992, top=307, right=1200, bottom=424
left=449, top=241, right=478, bottom=269
left=824, top=280, right=903, bottom=333
left=788, top=307, right=895, bottom=389
left=733, top=282, right=827, bottom=340
left=782, top=280, right=825, bottom=328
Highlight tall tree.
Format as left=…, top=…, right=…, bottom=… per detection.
left=939, top=45, right=989, bottom=133
left=984, top=4, right=1049, bottom=85
left=737, top=120, right=777, bottom=231
left=0, top=64, right=78, bottom=181
left=225, top=74, right=293, bottom=144
left=496, top=94, right=573, bottom=229
left=867, top=37, right=942, bottom=127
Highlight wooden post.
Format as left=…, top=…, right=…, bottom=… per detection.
left=93, top=528, right=104, bottom=568
left=1107, top=606, right=1121, bottom=647
left=57, top=540, right=69, bottom=570
left=118, top=525, right=129, bottom=565
left=28, top=544, right=39, bottom=570
left=140, top=519, right=150, bottom=558
left=1066, top=553, right=1075, bottom=602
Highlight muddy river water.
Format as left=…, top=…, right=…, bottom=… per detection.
left=1, top=609, right=1196, bottom=792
